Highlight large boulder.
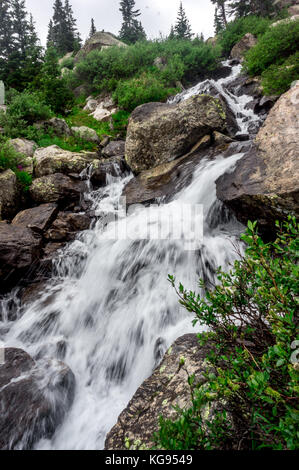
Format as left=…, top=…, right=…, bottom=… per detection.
left=8, top=138, right=36, bottom=158
left=101, top=140, right=125, bottom=158
left=34, top=145, right=98, bottom=177
left=71, top=126, right=100, bottom=143
left=217, top=81, right=299, bottom=235
left=0, top=169, right=20, bottom=220
left=0, top=348, right=75, bottom=450
left=125, top=95, right=226, bottom=173
left=0, top=223, right=42, bottom=287
left=91, top=156, right=128, bottom=186
left=105, top=334, right=216, bottom=450
left=75, top=32, right=127, bottom=63
left=30, top=173, right=86, bottom=205
left=230, top=33, right=258, bottom=61
left=45, top=211, right=90, bottom=241
left=35, top=118, right=71, bottom=137
left=12, top=203, right=59, bottom=234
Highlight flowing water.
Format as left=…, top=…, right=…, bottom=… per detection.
left=0, top=61, right=262, bottom=450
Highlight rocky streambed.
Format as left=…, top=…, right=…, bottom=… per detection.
left=0, top=59, right=298, bottom=450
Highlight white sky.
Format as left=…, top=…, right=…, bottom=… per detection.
left=25, top=0, right=215, bottom=46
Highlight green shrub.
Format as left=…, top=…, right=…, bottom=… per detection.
left=60, top=56, right=75, bottom=70
left=0, top=141, right=32, bottom=190
left=261, top=52, right=299, bottom=95
left=218, top=15, right=272, bottom=57
left=155, top=217, right=299, bottom=450
left=244, top=20, right=299, bottom=76
left=113, top=73, right=178, bottom=112
left=35, top=133, right=98, bottom=152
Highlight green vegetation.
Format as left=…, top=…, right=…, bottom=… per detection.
left=261, top=52, right=299, bottom=96
left=73, top=39, right=221, bottom=111
left=217, top=15, right=272, bottom=57
left=155, top=218, right=299, bottom=450
left=0, top=141, right=32, bottom=190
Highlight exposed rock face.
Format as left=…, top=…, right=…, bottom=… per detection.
left=0, top=223, right=42, bottom=287
left=91, top=156, right=128, bottom=186
left=71, top=126, right=100, bottom=143
left=101, top=140, right=125, bottom=158
left=34, top=145, right=98, bottom=177
left=30, top=173, right=86, bottom=204
left=271, top=14, right=299, bottom=28
left=45, top=212, right=90, bottom=242
left=125, top=95, right=226, bottom=173
left=12, top=203, right=59, bottom=234
left=8, top=138, right=36, bottom=158
left=0, top=169, right=20, bottom=220
left=0, top=348, right=75, bottom=450
left=217, top=81, right=299, bottom=235
left=35, top=118, right=71, bottom=137
left=230, top=33, right=258, bottom=61
left=75, top=32, right=127, bottom=63
left=105, top=334, right=215, bottom=450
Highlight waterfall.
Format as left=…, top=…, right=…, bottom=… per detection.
left=0, top=61, right=262, bottom=450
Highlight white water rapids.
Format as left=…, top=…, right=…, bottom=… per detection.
left=0, top=61, right=262, bottom=450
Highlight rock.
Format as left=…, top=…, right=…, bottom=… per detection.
left=0, top=348, right=75, bottom=450
left=45, top=212, right=90, bottom=242
left=213, top=131, right=234, bottom=150
left=91, top=157, right=128, bottom=186
left=58, top=51, right=73, bottom=65
left=83, top=98, right=98, bottom=113
left=8, top=138, right=36, bottom=158
left=271, top=14, right=299, bottom=28
left=92, top=106, right=117, bottom=122
left=125, top=95, right=226, bottom=173
left=35, top=118, right=71, bottom=137
left=206, top=36, right=218, bottom=47
left=34, top=145, right=98, bottom=177
left=123, top=144, right=220, bottom=207
left=75, top=32, right=127, bottom=63
left=101, top=140, right=125, bottom=158
left=105, top=334, right=215, bottom=450
left=71, top=126, right=100, bottom=143
left=0, top=169, right=20, bottom=220
left=30, top=173, right=86, bottom=205
left=0, top=223, right=42, bottom=288
left=73, top=84, right=92, bottom=99
left=288, top=5, right=299, bottom=16
left=230, top=33, right=258, bottom=61
left=153, top=56, right=167, bottom=70
left=12, top=203, right=58, bottom=234
left=216, top=82, right=299, bottom=235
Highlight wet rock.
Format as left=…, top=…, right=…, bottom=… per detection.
left=230, top=33, right=257, bottom=61
left=0, top=348, right=75, bottom=450
left=0, top=169, right=20, bottom=220
left=34, top=145, right=98, bottom=177
left=71, top=126, right=100, bottom=143
left=217, top=82, right=299, bottom=236
left=125, top=95, right=226, bottom=173
left=12, top=203, right=59, bottom=234
left=0, top=223, right=42, bottom=289
left=213, top=131, right=234, bottom=150
left=91, top=156, right=128, bottom=186
left=30, top=173, right=86, bottom=205
left=101, top=140, right=125, bottom=158
left=46, top=212, right=90, bottom=241
left=105, top=334, right=216, bottom=450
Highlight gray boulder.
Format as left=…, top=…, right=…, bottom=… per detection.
left=30, top=173, right=86, bottom=204
left=125, top=95, right=226, bottom=173
left=12, top=203, right=59, bottom=234
left=0, top=169, right=20, bottom=220
left=230, top=33, right=258, bottom=61
left=71, top=126, right=100, bottom=143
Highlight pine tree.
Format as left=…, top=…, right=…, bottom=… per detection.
left=211, top=1, right=228, bottom=27
left=47, top=20, right=54, bottom=48
left=169, top=25, right=175, bottom=39
left=0, top=1, right=14, bottom=77
left=89, top=18, right=97, bottom=38
left=174, top=2, right=193, bottom=40
left=214, top=7, right=225, bottom=34
left=119, top=0, right=146, bottom=44
left=49, top=0, right=81, bottom=55
left=228, top=0, right=277, bottom=18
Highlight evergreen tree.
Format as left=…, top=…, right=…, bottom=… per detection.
left=214, top=7, right=225, bottom=34
left=228, top=0, right=277, bottom=18
left=0, top=0, right=14, bottom=81
left=89, top=18, right=97, bottom=38
left=47, top=20, right=54, bottom=48
left=174, top=2, right=193, bottom=40
left=49, top=0, right=81, bottom=55
left=119, top=0, right=146, bottom=44
left=169, top=25, right=175, bottom=39
left=211, top=0, right=228, bottom=27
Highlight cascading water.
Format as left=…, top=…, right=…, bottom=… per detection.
left=0, top=61, right=263, bottom=450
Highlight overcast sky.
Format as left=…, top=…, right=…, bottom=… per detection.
left=25, top=0, right=215, bottom=46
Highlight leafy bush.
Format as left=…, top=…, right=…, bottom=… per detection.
left=113, top=73, right=178, bottom=112
left=261, top=52, right=299, bottom=95
left=155, top=217, right=299, bottom=450
left=218, top=15, right=272, bottom=57
left=244, top=20, right=299, bottom=76
left=0, top=141, right=32, bottom=190
left=35, top=133, right=98, bottom=152
left=60, top=56, right=75, bottom=70
left=0, top=91, right=52, bottom=139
